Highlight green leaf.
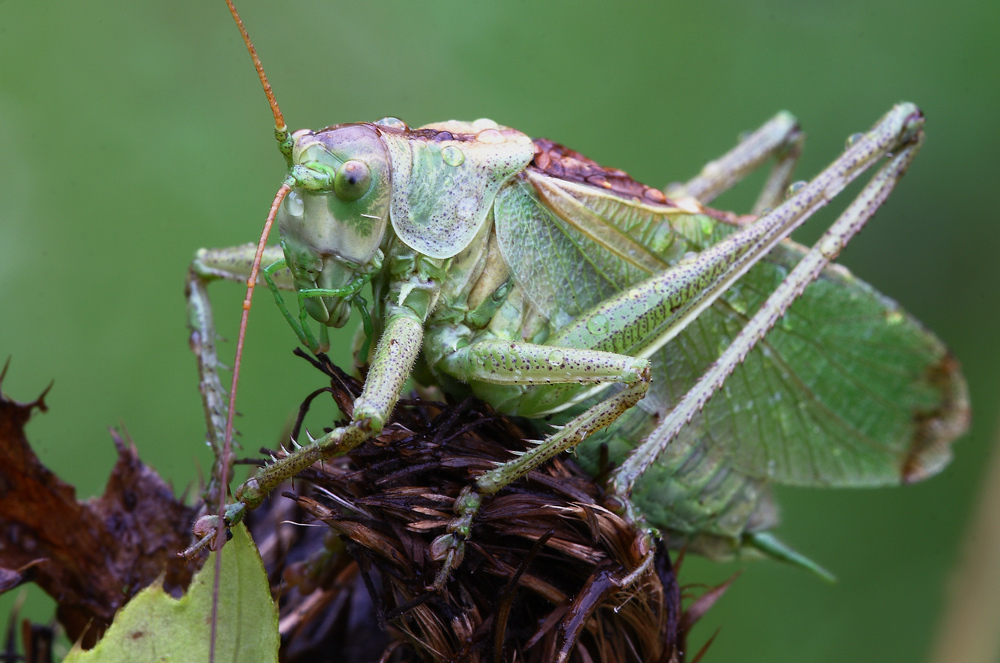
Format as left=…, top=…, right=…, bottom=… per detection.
left=63, top=523, right=278, bottom=663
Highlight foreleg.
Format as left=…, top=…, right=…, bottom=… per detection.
left=187, top=244, right=288, bottom=510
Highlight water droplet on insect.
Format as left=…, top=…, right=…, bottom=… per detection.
left=678, top=251, right=699, bottom=266
left=701, top=160, right=721, bottom=178
left=475, top=128, right=505, bottom=144
left=884, top=309, right=903, bottom=325
left=587, top=314, right=609, bottom=336
left=442, top=175, right=454, bottom=188
left=472, top=118, right=499, bottom=130
left=547, top=350, right=564, bottom=367
left=441, top=145, right=465, bottom=167
left=845, top=132, right=865, bottom=149
left=284, top=189, right=304, bottom=217
left=699, top=217, right=715, bottom=236
left=727, top=288, right=749, bottom=315
left=375, top=116, right=408, bottom=130
left=785, top=180, right=807, bottom=199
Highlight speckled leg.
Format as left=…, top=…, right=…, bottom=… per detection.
left=186, top=244, right=289, bottom=511
left=667, top=110, right=804, bottom=214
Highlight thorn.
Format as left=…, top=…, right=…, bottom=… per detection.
left=35, top=380, right=54, bottom=411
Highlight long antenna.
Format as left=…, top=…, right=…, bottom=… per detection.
left=224, top=0, right=286, bottom=133
left=211, top=3, right=292, bottom=662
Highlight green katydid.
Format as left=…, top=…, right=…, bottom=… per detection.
left=184, top=0, right=969, bottom=595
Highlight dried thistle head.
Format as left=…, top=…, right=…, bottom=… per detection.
left=246, top=352, right=692, bottom=663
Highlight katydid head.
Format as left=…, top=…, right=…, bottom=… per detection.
left=278, top=124, right=391, bottom=327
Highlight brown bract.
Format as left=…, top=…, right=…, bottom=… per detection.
left=0, top=355, right=723, bottom=661
left=248, top=351, right=716, bottom=663
left=0, top=364, right=197, bottom=647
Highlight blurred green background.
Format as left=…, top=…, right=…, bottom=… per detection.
left=1, top=0, right=997, bottom=660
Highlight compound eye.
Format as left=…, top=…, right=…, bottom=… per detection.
left=333, top=160, right=372, bottom=201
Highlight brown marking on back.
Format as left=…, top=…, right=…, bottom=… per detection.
left=901, top=352, right=970, bottom=483
left=529, top=138, right=676, bottom=206
left=367, top=124, right=742, bottom=219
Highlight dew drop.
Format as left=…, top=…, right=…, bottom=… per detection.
left=284, top=189, right=304, bottom=217
left=845, top=132, right=865, bottom=149
left=547, top=350, right=565, bottom=367
left=374, top=116, right=408, bottom=130
left=785, top=180, right=807, bottom=199
left=475, top=128, right=505, bottom=144
left=586, top=314, right=609, bottom=335
left=441, top=145, right=465, bottom=167
left=472, top=118, right=499, bottom=130
left=701, top=160, right=721, bottom=178
left=884, top=309, right=903, bottom=325
left=727, top=288, right=749, bottom=316
left=678, top=251, right=699, bottom=266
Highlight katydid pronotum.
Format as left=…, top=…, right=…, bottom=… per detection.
left=184, top=0, right=969, bottom=608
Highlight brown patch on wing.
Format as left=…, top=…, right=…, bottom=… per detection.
left=530, top=137, right=674, bottom=206
left=902, top=352, right=970, bottom=484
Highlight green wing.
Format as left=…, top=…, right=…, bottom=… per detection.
left=494, top=171, right=968, bottom=488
